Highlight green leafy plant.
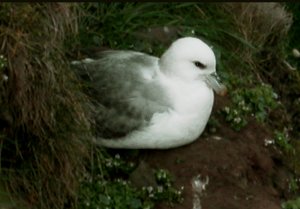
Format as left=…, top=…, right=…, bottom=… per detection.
left=282, top=197, right=300, bottom=209
left=0, top=54, right=7, bottom=69
left=102, top=153, right=136, bottom=175
left=289, top=177, right=300, bottom=194
left=221, top=83, right=279, bottom=131
left=79, top=178, right=152, bottom=209
left=0, top=54, right=7, bottom=83
left=78, top=151, right=183, bottom=209
left=153, top=169, right=183, bottom=203
left=274, top=130, right=293, bottom=152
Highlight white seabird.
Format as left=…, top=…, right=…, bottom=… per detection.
left=71, top=37, right=227, bottom=149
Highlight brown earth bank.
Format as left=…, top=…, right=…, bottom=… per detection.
left=136, top=95, right=294, bottom=209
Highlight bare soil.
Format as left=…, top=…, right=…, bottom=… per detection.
left=139, top=95, right=293, bottom=209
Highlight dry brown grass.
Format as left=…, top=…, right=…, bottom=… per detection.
left=226, top=3, right=291, bottom=45
left=0, top=3, right=91, bottom=209
left=221, top=3, right=292, bottom=76
left=221, top=3, right=300, bottom=137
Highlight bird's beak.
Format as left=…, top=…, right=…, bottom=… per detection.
left=205, top=72, right=227, bottom=96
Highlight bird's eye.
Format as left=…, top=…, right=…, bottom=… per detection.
left=194, top=61, right=206, bottom=69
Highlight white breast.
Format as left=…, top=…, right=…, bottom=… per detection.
left=144, top=75, right=214, bottom=148
left=97, top=73, right=214, bottom=149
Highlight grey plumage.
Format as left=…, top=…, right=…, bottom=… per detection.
left=71, top=50, right=172, bottom=139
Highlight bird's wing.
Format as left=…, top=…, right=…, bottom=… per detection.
left=71, top=50, right=172, bottom=139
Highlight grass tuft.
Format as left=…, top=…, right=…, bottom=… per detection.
left=0, top=3, right=91, bottom=209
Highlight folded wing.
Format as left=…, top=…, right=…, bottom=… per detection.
left=71, top=50, right=172, bottom=139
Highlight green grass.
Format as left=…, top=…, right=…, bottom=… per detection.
left=73, top=3, right=270, bottom=95
left=74, top=3, right=247, bottom=63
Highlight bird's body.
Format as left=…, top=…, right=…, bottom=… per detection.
left=72, top=37, right=226, bottom=149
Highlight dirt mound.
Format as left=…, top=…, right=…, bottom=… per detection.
left=142, top=96, right=291, bottom=209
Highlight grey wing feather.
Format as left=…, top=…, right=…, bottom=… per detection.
left=71, top=50, right=172, bottom=139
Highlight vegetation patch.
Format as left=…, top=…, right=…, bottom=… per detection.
left=282, top=197, right=300, bottom=209
left=79, top=150, right=183, bottom=209
left=221, top=83, right=279, bottom=131
left=0, top=3, right=91, bottom=209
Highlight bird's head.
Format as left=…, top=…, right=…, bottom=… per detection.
left=159, top=37, right=227, bottom=96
